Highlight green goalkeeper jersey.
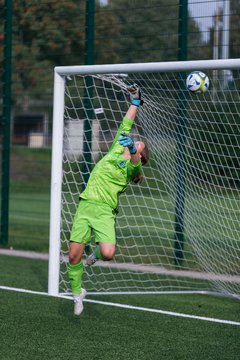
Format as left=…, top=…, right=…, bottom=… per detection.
left=80, top=116, right=142, bottom=211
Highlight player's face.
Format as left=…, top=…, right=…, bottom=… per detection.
left=135, top=141, right=145, bottom=154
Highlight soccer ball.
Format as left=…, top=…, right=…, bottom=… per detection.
left=186, top=71, right=209, bottom=93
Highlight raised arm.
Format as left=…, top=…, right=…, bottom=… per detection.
left=118, top=84, right=144, bottom=164
left=125, top=104, right=138, bottom=121
left=125, top=84, right=144, bottom=121
left=109, top=84, right=143, bottom=152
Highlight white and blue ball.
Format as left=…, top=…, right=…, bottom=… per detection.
left=186, top=71, right=209, bottom=93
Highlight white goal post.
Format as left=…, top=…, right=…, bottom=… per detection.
left=48, top=59, right=240, bottom=298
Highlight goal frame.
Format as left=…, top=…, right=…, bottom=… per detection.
left=48, top=58, right=240, bottom=296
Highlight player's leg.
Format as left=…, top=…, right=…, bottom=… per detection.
left=86, top=242, right=116, bottom=265
left=68, top=200, right=91, bottom=315
left=99, top=242, right=116, bottom=259
left=86, top=203, right=116, bottom=266
left=68, top=242, right=87, bottom=315
left=68, top=241, right=85, bottom=292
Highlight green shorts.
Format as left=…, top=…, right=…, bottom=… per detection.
left=70, top=199, right=117, bottom=245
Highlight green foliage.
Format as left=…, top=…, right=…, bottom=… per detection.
left=0, top=0, right=206, bottom=107
left=208, top=0, right=240, bottom=60
left=105, top=0, right=203, bottom=62
left=1, top=0, right=239, bottom=112
left=6, top=1, right=86, bottom=103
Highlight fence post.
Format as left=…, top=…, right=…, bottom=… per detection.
left=1, top=0, right=13, bottom=246
left=82, top=0, right=95, bottom=189
left=174, top=0, right=188, bottom=266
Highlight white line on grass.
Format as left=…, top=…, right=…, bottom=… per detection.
left=85, top=298, right=240, bottom=326
left=1, top=285, right=240, bottom=326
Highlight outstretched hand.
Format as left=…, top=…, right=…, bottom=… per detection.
left=127, top=84, right=144, bottom=106
left=118, top=132, right=137, bottom=154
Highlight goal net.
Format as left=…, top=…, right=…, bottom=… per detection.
left=48, top=60, right=240, bottom=298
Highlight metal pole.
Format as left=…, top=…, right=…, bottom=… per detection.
left=82, top=0, right=95, bottom=189
left=222, top=0, right=230, bottom=88
left=178, top=0, right=188, bottom=62
left=1, top=0, right=12, bottom=246
left=213, top=9, right=220, bottom=100
left=222, top=0, right=230, bottom=60
left=55, top=59, right=240, bottom=76
left=48, top=71, right=65, bottom=296
left=174, top=0, right=188, bottom=266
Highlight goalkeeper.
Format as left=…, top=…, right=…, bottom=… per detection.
left=68, top=84, right=149, bottom=315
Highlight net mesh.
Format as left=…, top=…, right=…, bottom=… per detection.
left=58, top=69, right=240, bottom=297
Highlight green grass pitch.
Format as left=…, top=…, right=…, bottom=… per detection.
left=1, top=147, right=239, bottom=358
left=0, top=255, right=239, bottom=360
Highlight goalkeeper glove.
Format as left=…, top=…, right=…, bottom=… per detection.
left=118, top=132, right=137, bottom=154
left=127, top=84, right=144, bottom=107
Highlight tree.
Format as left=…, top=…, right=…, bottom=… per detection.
left=94, top=3, right=120, bottom=64
left=208, top=1, right=240, bottom=60
left=103, top=0, right=204, bottom=63
left=0, top=0, right=86, bottom=108
left=0, top=0, right=120, bottom=109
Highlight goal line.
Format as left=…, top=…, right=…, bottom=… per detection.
left=1, top=285, right=240, bottom=326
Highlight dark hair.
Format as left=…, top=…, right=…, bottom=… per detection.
left=132, top=173, right=144, bottom=184
left=132, top=144, right=150, bottom=184
left=141, top=144, right=149, bottom=165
